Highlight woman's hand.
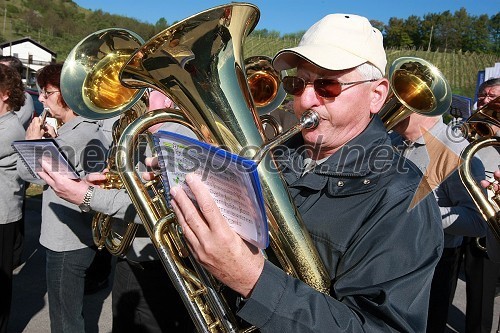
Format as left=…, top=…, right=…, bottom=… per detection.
left=38, top=161, right=108, bottom=205
left=25, top=117, right=45, bottom=139
left=43, top=123, right=57, bottom=138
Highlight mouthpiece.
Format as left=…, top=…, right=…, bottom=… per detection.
left=300, top=110, right=320, bottom=129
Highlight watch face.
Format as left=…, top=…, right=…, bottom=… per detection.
left=79, top=204, right=91, bottom=213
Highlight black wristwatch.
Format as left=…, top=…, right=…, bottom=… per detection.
left=78, top=185, right=95, bottom=213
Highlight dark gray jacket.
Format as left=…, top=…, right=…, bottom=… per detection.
left=238, top=116, right=443, bottom=332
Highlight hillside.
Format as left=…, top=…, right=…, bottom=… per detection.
left=1, top=0, right=498, bottom=98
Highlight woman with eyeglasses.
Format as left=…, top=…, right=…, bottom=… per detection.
left=165, top=13, right=443, bottom=332
left=0, top=63, right=26, bottom=333
left=17, top=63, right=109, bottom=333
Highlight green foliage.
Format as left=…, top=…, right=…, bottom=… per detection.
left=384, top=7, right=499, bottom=55
left=6, top=4, right=20, bottom=15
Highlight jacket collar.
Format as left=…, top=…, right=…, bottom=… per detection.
left=278, top=116, right=393, bottom=196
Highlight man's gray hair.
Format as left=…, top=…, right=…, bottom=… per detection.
left=356, top=62, right=384, bottom=80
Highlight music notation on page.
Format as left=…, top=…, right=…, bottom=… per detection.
left=152, top=130, right=269, bottom=249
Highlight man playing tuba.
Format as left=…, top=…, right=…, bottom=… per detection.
left=169, top=13, right=443, bottom=332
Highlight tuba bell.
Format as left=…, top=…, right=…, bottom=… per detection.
left=379, top=57, right=452, bottom=130
left=61, top=28, right=148, bottom=255
left=459, top=96, right=500, bottom=242
left=114, top=3, right=330, bottom=332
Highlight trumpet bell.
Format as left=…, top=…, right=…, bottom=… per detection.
left=461, top=96, right=500, bottom=141
left=245, top=55, right=287, bottom=115
left=469, top=96, right=500, bottom=129
left=380, top=57, right=452, bottom=130
left=83, top=53, right=138, bottom=112
left=61, top=28, right=146, bottom=119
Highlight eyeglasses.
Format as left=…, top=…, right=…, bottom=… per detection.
left=477, top=94, right=499, bottom=101
left=41, top=90, right=60, bottom=99
left=281, top=76, right=377, bottom=99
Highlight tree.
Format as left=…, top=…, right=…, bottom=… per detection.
left=404, top=15, right=422, bottom=49
left=467, top=14, right=490, bottom=53
left=489, top=13, right=500, bottom=54
left=155, top=18, right=169, bottom=33
left=386, top=17, right=414, bottom=48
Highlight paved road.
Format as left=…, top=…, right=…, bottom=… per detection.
left=8, top=197, right=113, bottom=333
left=7, top=196, right=500, bottom=332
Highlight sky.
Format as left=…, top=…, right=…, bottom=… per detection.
left=73, top=0, right=495, bottom=35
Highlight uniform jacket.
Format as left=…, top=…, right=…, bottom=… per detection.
left=238, top=116, right=444, bottom=332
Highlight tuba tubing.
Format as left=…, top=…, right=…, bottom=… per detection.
left=117, top=108, right=241, bottom=333
left=459, top=96, right=500, bottom=247
left=459, top=136, right=500, bottom=242
left=119, top=3, right=330, bottom=295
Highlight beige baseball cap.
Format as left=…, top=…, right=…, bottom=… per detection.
left=273, top=14, right=387, bottom=75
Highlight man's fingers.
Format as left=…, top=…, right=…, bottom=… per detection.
left=185, top=174, right=225, bottom=224
left=170, top=199, right=200, bottom=252
left=171, top=185, right=204, bottom=245
left=142, top=157, right=160, bottom=181
left=145, top=156, right=159, bottom=170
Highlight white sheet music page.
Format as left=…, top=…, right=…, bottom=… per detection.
left=11, top=139, right=79, bottom=180
left=153, top=130, right=269, bottom=249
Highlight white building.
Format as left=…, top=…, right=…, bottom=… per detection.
left=0, top=37, right=56, bottom=87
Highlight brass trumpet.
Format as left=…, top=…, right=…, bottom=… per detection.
left=379, top=57, right=452, bottom=130
left=459, top=96, right=500, bottom=242
left=62, top=29, right=288, bottom=258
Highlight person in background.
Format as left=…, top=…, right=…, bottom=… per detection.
left=17, top=63, right=108, bottom=333
left=36, top=90, right=194, bottom=332
left=390, top=109, right=487, bottom=332
left=0, top=64, right=26, bottom=333
left=478, top=170, right=500, bottom=304
left=460, top=77, right=500, bottom=333
left=0, top=56, right=35, bottom=130
left=153, top=13, right=443, bottom=332
left=83, top=87, right=179, bottom=296
left=0, top=55, right=36, bottom=269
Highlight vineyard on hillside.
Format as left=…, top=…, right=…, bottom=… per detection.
left=244, top=36, right=499, bottom=99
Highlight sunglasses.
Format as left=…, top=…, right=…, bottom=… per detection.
left=282, top=76, right=377, bottom=99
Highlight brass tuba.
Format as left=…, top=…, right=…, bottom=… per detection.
left=114, top=3, right=330, bottom=332
left=459, top=96, right=500, bottom=242
left=61, top=28, right=148, bottom=255
left=379, top=57, right=452, bottom=130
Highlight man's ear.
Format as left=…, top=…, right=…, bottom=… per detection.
left=370, top=78, right=389, bottom=115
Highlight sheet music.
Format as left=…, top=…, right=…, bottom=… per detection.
left=11, top=139, right=79, bottom=179
left=153, top=131, right=269, bottom=249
